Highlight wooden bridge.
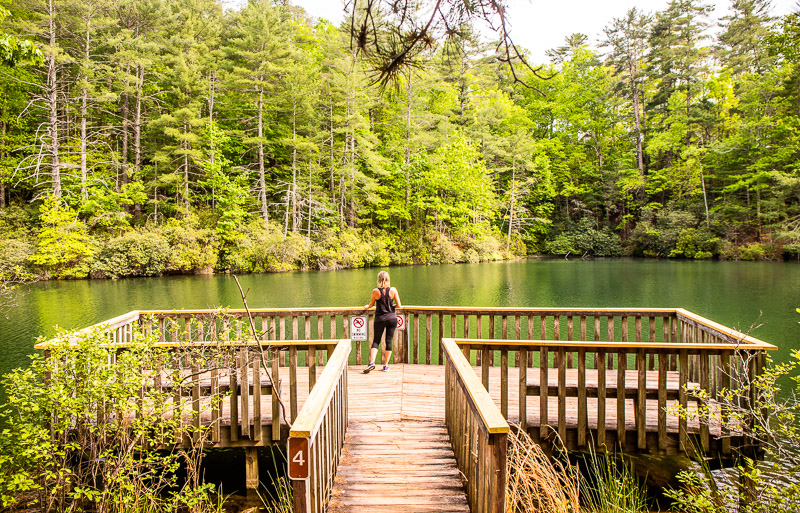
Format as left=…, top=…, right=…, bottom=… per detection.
left=36, top=307, right=776, bottom=513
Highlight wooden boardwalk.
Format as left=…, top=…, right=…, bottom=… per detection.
left=328, top=420, right=469, bottom=513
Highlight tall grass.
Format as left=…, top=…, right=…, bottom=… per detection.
left=259, top=447, right=293, bottom=513
left=505, top=424, right=580, bottom=513
left=581, top=447, right=649, bottom=513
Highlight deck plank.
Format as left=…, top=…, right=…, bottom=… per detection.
left=327, top=420, right=469, bottom=513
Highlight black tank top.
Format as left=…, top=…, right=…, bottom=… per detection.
left=374, top=287, right=396, bottom=322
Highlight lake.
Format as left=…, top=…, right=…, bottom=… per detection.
left=1, top=258, right=798, bottom=378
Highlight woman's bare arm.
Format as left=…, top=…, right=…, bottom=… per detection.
left=363, top=288, right=380, bottom=310
left=391, top=287, right=402, bottom=309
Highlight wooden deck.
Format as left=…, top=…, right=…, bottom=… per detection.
left=37, top=307, right=776, bottom=513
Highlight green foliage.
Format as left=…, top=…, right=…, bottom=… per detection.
left=668, top=346, right=800, bottom=512
left=546, top=219, right=623, bottom=257
left=92, top=230, right=173, bottom=278
left=198, top=158, right=248, bottom=246
left=0, top=325, right=224, bottom=512
left=28, top=197, right=96, bottom=279
left=669, top=228, right=720, bottom=259
left=410, top=134, right=496, bottom=234
left=160, top=218, right=219, bottom=273
left=740, top=243, right=767, bottom=261
left=0, top=6, right=44, bottom=67
left=226, top=221, right=307, bottom=273
left=1, top=0, right=799, bottom=274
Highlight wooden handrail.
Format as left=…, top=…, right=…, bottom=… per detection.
left=288, top=339, right=350, bottom=513
left=35, top=307, right=776, bottom=367
left=675, top=309, right=775, bottom=349
left=443, top=337, right=508, bottom=513
left=35, top=311, right=142, bottom=349
left=455, top=338, right=777, bottom=351
left=290, top=340, right=350, bottom=438
left=443, top=338, right=509, bottom=434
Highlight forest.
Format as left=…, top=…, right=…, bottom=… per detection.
left=0, top=0, right=799, bottom=280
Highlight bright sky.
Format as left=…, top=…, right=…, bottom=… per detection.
left=285, top=0, right=798, bottom=63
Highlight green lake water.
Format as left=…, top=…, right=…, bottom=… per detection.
left=1, top=258, right=799, bottom=378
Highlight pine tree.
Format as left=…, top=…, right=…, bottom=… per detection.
left=603, top=8, right=652, bottom=178
left=224, top=0, right=292, bottom=227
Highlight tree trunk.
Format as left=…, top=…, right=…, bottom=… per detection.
left=257, top=86, right=268, bottom=226
left=329, top=94, right=334, bottom=201
left=183, top=133, right=190, bottom=213
left=629, top=61, right=644, bottom=177
left=405, top=74, right=412, bottom=228
left=349, top=127, right=356, bottom=227
left=507, top=152, right=516, bottom=252
left=0, top=121, right=5, bottom=208
left=307, top=159, right=313, bottom=238
left=47, top=0, right=61, bottom=197
left=700, top=167, right=710, bottom=228
left=291, top=98, right=297, bottom=233
left=685, top=82, right=691, bottom=147
left=80, top=15, right=91, bottom=200
left=208, top=71, right=215, bottom=165
left=121, top=64, right=130, bottom=191
left=134, top=65, right=143, bottom=219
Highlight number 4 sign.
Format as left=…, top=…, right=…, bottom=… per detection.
left=288, top=437, right=309, bottom=480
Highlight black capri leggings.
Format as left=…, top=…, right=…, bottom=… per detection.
left=372, top=318, right=397, bottom=351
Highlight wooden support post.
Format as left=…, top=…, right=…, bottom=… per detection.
left=539, top=346, right=549, bottom=439
left=519, top=348, right=527, bottom=432
left=245, top=447, right=259, bottom=494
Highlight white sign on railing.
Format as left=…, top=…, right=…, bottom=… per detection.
left=396, top=314, right=406, bottom=331
left=350, top=316, right=368, bottom=341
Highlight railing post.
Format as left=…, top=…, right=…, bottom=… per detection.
left=491, top=432, right=508, bottom=513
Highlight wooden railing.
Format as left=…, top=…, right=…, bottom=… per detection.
left=35, top=312, right=345, bottom=448
left=56, top=307, right=775, bottom=369
left=443, top=338, right=509, bottom=513
left=288, top=339, right=350, bottom=513
left=453, top=331, right=774, bottom=456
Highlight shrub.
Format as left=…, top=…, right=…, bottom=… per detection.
left=225, top=221, right=307, bottom=273
left=667, top=349, right=800, bottom=512
left=669, top=228, right=720, bottom=259
left=426, top=231, right=463, bottom=264
left=0, top=238, right=34, bottom=277
left=92, top=230, right=172, bottom=278
left=310, top=228, right=373, bottom=270
left=545, top=219, right=623, bottom=257
left=468, top=234, right=504, bottom=261
left=0, top=204, right=36, bottom=239
left=740, top=243, right=766, bottom=261
left=628, top=205, right=704, bottom=257
left=28, top=197, right=96, bottom=279
left=545, top=234, right=576, bottom=256
left=160, top=218, right=219, bottom=273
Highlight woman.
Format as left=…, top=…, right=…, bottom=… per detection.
left=362, top=271, right=402, bottom=372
